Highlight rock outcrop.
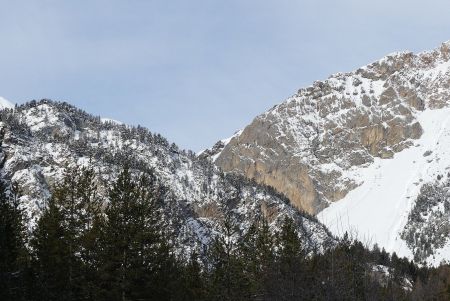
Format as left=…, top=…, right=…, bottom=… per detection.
left=215, top=42, right=450, bottom=214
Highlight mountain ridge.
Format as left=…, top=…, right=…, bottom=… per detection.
left=0, top=99, right=335, bottom=258
left=211, top=41, right=450, bottom=265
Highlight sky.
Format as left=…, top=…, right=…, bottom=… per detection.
left=1, top=1, right=450, bottom=151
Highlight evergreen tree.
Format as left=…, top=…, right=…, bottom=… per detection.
left=97, top=166, right=176, bottom=301
left=31, top=165, right=102, bottom=301
left=206, top=209, right=247, bottom=301
left=0, top=131, right=29, bottom=301
left=239, top=218, right=275, bottom=300
left=71, top=166, right=102, bottom=300
left=31, top=195, right=72, bottom=300
left=67, top=167, right=103, bottom=300
left=275, top=217, right=305, bottom=300
left=0, top=181, right=29, bottom=300
left=178, top=252, right=206, bottom=301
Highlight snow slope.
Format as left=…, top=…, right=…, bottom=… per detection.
left=211, top=41, right=450, bottom=264
left=318, top=107, right=450, bottom=266
left=0, top=100, right=335, bottom=258
left=215, top=42, right=450, bottom=215
left=0, top=96, right=14, bottom=109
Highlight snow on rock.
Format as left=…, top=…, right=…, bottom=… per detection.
left=318, top=108, right=450, bottom=265
left=213, top=40, right=450, bottom=264
left=0, top=100, right=335, bottom=257
left=198, top=129, right=243, bottom=161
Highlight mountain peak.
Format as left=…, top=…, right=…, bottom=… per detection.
left=214, top=40, right=450, bottom=265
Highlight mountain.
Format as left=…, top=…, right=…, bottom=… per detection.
left=0, top=99, right=334, bottom=257
left=212, top=41, right=450, bottom=265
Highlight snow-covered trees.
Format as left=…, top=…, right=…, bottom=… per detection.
left=1, top=164, right=449, bottom=300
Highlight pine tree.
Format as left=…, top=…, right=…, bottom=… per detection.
left=0, top=131, right=29, bottom=301
left=31, top=196, right=71, bottom=300
left=75, top=166, right=102, bottom=300
left=275, top=216, right=305, bottom=300
left=97, top=166, right=176, bottom=301
left=0, top=181, right=29, bottom=300
left=178, top=252, right=206, bottom=301
left=31, top=165, right=102, bottom=301
left=206, top=209, right=248, bottom=301
left=239, top=218, right=275, bottom=300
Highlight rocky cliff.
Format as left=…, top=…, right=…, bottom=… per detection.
left=215, top=42, right=450, bottom=215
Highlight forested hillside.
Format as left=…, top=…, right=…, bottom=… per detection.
left=1, top=100, right=450, bottom=300
left=0, top=100, right=333, bottom=257
left=1, top=163, right=449, bottom=300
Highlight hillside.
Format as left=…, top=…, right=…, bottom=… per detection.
left=0, top=99, right=334, bottom=256
left=211, top=41, right=450, bottom=265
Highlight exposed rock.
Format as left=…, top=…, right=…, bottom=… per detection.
left=423, top=150, right=433, bottom=157
left=214, top=42, right=450, bottom=214
left=0, top=100, right=335, bottom=257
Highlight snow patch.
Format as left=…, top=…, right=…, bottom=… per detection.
left=211, top=129, right=243, bottom=161
left=0, top=96, right=14, bottom=109
left=101, top=117, right=123, bottom=125
left=318, top=107, right=450, bottom=266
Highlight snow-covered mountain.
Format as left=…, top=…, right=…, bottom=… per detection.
left=212, top=41, right=450, bottom=265
left=0, top=100, right=334, bottom=257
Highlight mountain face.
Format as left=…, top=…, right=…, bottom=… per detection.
left=0, top=100, right=334, bottom=257
left=213, top=41, right=450, bottom=265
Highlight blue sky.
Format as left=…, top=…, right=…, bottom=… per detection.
left=1, top=0, right=450, bottom=151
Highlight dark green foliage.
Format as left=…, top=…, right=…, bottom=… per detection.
left=178, top=252, right=206, bottom=301
left=238, top=218, right=275, bottom=300
left=1, top=157, right=450, bottom=300
left=31, top=196, right=73, bottom=300
left=28, top=165, right=185, bottom=301
left=96, top=166, right=179, bottom=301
left=31, top=165, right=102, bottom=301
left=0, top=181, right=29, bottom=300
left=273, top=216, right=306, bottom=299
left=204, top=211, right=249, bottom=301
left=0, top=131, right=30, bottom=301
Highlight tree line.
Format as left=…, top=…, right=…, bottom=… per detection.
left=1, top=164, right=450, bottom=300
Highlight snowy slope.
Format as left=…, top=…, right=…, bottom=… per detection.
left=0, top=96, right=14, bottom=109
left=0, top=100, right=334, bottom=257
left=318, top=108, right=450, bottom=265
left=213, top=41, right=450, bottom=265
